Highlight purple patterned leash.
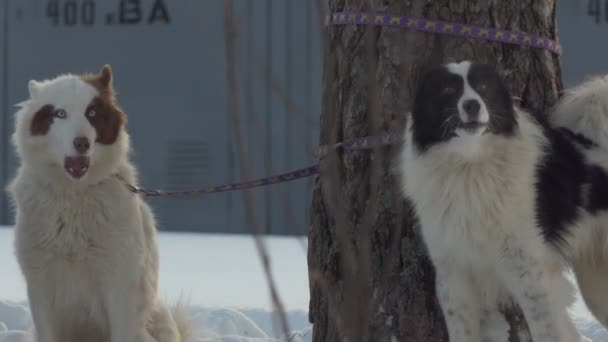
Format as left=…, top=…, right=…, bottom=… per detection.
left=122, top=132, right=401, bottom=197
left=311, top=131, right=401, bottom=159
left=121, top=165, right=320, bottom=197
left=328, top=12, right=562, bottom=55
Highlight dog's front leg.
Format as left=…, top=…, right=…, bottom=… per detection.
left=28, top=285, right=58, bottom=342
left=105, top=271, right=156, bottom=342
left=105, top=285, right=139, bottom=342
left=434, top=259, right=482, bottom=342
left=499, top=238, right=580, bottom=342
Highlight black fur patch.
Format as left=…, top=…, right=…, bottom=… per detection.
left=586, top=166, right=608, bottom=214
left=559, top=128, right=597, bottom=149
left=535, top=121, right=587, bottom=247
left=411, top=65, right=463, bottom=152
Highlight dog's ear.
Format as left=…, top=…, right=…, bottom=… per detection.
left=416, top=62, right=442, bottom=83
left=412, top=62, right=441, bottom=90
left=413, top=62, right=443, bottom=98
left=28, top=80, right=42, bottom=98
left=99, top=65, right=113, bottom=88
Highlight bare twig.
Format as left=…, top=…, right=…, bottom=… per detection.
left=287, top=329, right=312, bottom=342
left=241, top=48, right=309, bottom=250
left=222, top=1, right=291, bottom=338
left=238, top=5, right=311, bottom=246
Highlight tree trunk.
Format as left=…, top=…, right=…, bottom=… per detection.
left=307, top=1, right=561, bottom=342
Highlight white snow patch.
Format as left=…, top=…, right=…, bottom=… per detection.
left=0, top=228, right=309, bottom=311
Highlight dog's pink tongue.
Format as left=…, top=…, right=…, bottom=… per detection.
left=64, top=156, right=90, bottom=179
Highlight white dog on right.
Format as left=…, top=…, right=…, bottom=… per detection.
left=7, top=65, right=192, bottom=342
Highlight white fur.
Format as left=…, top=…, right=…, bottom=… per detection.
left=550, top=75, right=608, bottom=329
left=398, top=109, right=585, bottom=341
left=551, top=75, right=608, bottom=149
left=7, top=73, right=193, bottom=342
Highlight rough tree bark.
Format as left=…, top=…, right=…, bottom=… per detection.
left=308, top=1, right=561, bottom=341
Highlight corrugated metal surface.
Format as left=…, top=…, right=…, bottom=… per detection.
left=558, top=0, right=608, bottom=86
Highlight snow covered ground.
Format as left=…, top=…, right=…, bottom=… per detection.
left=1, top=227, right=608, bottom=341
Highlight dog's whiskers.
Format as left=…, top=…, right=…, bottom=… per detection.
left=440, top=115, right=459, bottom=137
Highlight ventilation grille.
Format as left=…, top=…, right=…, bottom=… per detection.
left=166, top=138, right=209, bottom=190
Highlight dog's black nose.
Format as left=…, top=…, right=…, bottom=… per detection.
left=73, top=137, right=90, bottom=154
left=463, top=99, right=481, bottom=120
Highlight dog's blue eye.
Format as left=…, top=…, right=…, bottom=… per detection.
left=54, top=109, right=67, bottom=118
left=87, top=109, right=96, bottom=118
left=478, top=84, right=488, bottom=91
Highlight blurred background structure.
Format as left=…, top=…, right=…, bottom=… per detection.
left=0, top=0, right=605, bottom=235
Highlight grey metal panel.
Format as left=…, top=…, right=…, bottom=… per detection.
left=241, top=0, right=320, bottom=235
left=557, top=1, right=608, bottom=86
left=223, top=0, right=322, bottom=235
left=220, top=0, right=270, bottom=235
left=268, top=0, right=290, bottom=234
left=282, top=0, right=321, bottom=236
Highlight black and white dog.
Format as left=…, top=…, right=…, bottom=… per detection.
left=397, top=61, right=607, bottom=342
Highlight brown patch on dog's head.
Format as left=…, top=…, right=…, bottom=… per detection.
left=80, top=65, right=127, bottom=145
left=30, top=104, right=56, bottom=136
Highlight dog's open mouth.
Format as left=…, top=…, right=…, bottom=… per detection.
left=64, top=156, right=90, bottom=179
left=460, top=121, right=489, bottom=134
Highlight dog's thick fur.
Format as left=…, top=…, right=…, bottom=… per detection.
left=7, top=65, right=192, bottom=342
left=397, top=61, right=599, bottom=341
left=551, top=75, right=608, bottom=331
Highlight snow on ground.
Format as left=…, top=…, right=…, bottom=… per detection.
left=0, top=300, right=313, bottom=342
left=1, top=227, right=608, bottom=341
left=0, top=228, right=310, bottom=311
